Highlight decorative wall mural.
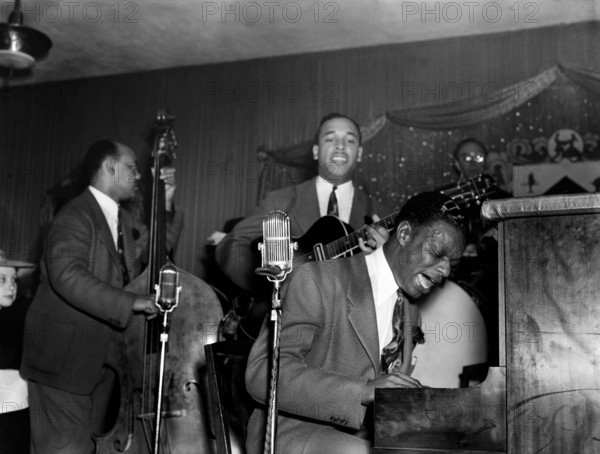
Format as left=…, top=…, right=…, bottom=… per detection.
left=548, top=129, right=585, bottom=162
left=506, top=129, right=600, bottom=196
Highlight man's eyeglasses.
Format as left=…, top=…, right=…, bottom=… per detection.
left=460, top=153, right=485, bottom=164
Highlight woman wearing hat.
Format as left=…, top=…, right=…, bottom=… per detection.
left=0, top=251, right=36, bottom=454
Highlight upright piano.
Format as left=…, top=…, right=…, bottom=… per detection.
left=373, top=194, right=600, bottom=453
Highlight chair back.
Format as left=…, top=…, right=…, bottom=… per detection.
left=205, top=340, right=254, bottom=454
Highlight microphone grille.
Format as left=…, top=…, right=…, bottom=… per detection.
left=262, top=210, right=292, bottom=267
left=158, top=263, right=179, bottom=308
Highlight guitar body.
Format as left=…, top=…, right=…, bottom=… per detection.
left=294, top=216, right=356, bottom=262
left=249, top=216, right=355, bottom=296
left=410, top=280, right=488, bottom=388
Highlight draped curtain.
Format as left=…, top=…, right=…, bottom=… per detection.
left=257, top=65, right=600, bottom=210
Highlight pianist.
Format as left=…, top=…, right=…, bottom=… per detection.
left=245, top=191, right=468, bottom=454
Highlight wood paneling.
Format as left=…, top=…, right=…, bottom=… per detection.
left=505, top=214, right=600, bottom=453
left=2, top=22, right=600, bottom=279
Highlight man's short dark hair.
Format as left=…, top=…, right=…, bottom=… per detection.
left=453, top=138, right=488, bottom=159
left=397, top=191, right=467, bottom=236
left=82, top=140, right=119, bottom=184
left=314, top=113, right=362, bottom=145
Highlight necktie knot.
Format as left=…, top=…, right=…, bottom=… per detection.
left=327, top=185, right=339, bottom=217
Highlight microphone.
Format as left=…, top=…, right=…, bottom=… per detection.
left=151, top=262, right=182, bottom=453
left=155, top=263, right=181, bottom=312
left=256, top=210, right=296, bottom=282
left=257, top=211, right=296, bottom=454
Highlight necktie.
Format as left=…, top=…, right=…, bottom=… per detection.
left=117, top=208, right=130, bottom=286
left=381, top=290, right=405, bottom=374
left=327, top=185, right=339, bottom=217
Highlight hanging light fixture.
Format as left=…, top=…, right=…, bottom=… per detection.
left=0, top=0, right=52, bottom=70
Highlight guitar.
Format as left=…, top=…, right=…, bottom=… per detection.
left=291, top=174, right=497, bottom=265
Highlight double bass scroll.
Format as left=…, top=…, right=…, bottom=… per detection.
left=94, top=111, right=224, bottom=454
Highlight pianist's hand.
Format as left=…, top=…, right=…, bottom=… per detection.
left=361, top=373, right=423, bottom=404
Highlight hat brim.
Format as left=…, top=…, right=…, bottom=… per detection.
left=0, top=259, right=36, bottom=277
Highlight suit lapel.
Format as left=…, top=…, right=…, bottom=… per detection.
left=348, top=187, right=368, bottom=229
left=119, top=211, right=138, bottom=281
left=350, top=185, right=378, bottom=230
left=290, top=178, right=321, bottom=234
left=82, top=189, right=120, bottom=269
left=346, top=256, right=380, bottom=373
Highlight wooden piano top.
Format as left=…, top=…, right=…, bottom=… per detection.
left=482, top=193, right=600, bottom=221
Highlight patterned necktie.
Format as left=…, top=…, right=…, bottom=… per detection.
left=381, top=289, right=405, bottom=374
left=117, top=207, right=130, bottom=286
left=327, top=185, right=339, bottom=216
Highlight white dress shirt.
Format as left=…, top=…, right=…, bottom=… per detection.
left=364, top=246, right=399, bottom=354
left=88, top=185, right=119, bottom=247
left=315, top=177, right=354, bottom=224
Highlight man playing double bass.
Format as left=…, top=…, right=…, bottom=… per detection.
left=21, top=140, right=183, bottom=454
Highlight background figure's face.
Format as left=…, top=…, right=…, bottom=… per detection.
left=0, top=266, right=18, bottom=308
left=393, top=221, right=465, bottom=300
left=313, top=117, right=363, bottom=185
left=455, top=141, right=487, bottom=179
left=111, top=143, right=142, bottom=201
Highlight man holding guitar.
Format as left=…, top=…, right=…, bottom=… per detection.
left=245, top=191, right=468, bottom=454
left=215, top=113, right=391, bottom=294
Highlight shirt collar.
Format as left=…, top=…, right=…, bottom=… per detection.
left=88, top=185, right=119, bottom=244
left=88, top=185, right=119, bottom=216
left=315, top=177, right=353, bottom=192
left=314, top=177, right=354, bottom=222
left=365, top=246, right=398, bottom=302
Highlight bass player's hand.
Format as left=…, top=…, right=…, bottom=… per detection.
left=132, top=295, right=158, bottom=320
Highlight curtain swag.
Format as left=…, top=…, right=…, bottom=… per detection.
left=258, top=65, right=598, bottom=168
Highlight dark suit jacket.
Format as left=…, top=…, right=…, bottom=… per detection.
left=0, top=297, right=31, bottom=370
left=215, top=177, right=391, bottom=291
left=244, top=254, right=420, bottom=454
left=21, top=189, right=182, bottom=394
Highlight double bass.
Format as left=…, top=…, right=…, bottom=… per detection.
left=95, top=112, right=224, bottom=453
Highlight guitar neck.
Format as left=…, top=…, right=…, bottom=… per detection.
left=438, top=174, right=496, bottom=207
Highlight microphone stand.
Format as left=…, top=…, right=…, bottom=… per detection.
left=152, top=266, right=181, bottom=454
left=256, top=210, right=296, bottom=454
left=263, top=272, right=284, bottom=454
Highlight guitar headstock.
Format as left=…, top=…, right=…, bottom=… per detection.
left=439, top=174, right=498, bottom=208
left=153, top=110, right=177, bottom=163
